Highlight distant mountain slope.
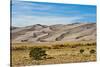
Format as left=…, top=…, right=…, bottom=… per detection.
left=11, top=23, right=96, bottom=43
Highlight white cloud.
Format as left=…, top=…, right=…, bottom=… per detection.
left=12, top=15, right=82, bottom=27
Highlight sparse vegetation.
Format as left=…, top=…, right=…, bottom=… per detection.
left=12, top=42, right=96, bottom=66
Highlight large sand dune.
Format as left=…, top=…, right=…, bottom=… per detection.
left=11, top=23, right=96, bottom=43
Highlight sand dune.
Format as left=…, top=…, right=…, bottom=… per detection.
left=11, top=23, right=96, bottom=43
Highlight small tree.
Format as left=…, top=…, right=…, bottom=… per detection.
left=29, top=47, right=47, bottom=60
left=80, top=49, right=84, bottom=54
left=90, top=49, right=96, bottom=54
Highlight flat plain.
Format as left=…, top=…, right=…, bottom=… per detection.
left=11, top=41, right=96, bottom=67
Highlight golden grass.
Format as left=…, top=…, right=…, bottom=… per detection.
left=11, top=41, right=96, bottom=67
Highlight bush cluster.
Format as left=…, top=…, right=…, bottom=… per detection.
left=29, top=47, right=47, bottom=60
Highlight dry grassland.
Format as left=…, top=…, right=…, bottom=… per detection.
left=11, top=41, right=96, bottom=67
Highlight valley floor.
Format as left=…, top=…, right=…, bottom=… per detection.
left=11, top=41, right=96, bottom=67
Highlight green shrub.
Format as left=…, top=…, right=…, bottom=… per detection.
left=29, top=47, right=47, bottom=60
left=80, top=49, right=84, bottom=54
left=90, top=49, right=96, bottom=54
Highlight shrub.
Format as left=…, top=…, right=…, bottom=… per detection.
left=86, top=43, right=91, bottom=46
left=80, top=49, right=84, bottom=54
left=29, top=47, right=47, bottom=60
left=52, top=44, right=68, bottom=49
left=90, top=49, right=96, bottom=54
left=92, top=42, right=96, bottom=45
left=52, top=45, right=60, bottom=49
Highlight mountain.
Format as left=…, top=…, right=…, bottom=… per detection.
left=11, top=23, right=96, bottom=43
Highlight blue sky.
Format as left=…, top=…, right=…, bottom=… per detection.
left=12, top=0, right=96, bottom=27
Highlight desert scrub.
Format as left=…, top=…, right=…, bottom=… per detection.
left=29, top=47, right=47, bottom=60
left=90, top=49, right=96, bottom=54
left=86, top=42, right=96, bottom=46
left=80, top=49, right=84, bottom=54
left=29, top=46, right=51, bottom=50
left=12, top=46, right=27, bottom=50
left=52, top=44, right=70, bottom=49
